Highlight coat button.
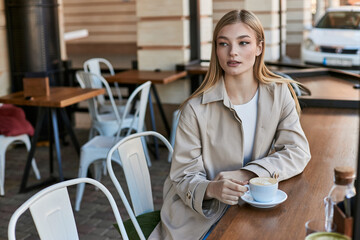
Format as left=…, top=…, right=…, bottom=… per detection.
left=186, top=191, right=191, bottom=199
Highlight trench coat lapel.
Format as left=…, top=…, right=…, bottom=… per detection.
left=202, top=78, right=233, bottom=109
left=252, top=83, right=275, bottom=159
left=203, top=79, right=275, bottom=159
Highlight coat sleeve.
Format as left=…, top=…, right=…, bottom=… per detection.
left=243, top=83, right=311, bottom=181
left=169, top=102, right=223, bottom=219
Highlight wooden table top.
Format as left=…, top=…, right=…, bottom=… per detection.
left=208, top=107, right=359, bottom=240
left=0, top=87, right=105, bottom=108
left=105, top=69, right=187, bottom=85
left=299, top=75, right=359, bottom=101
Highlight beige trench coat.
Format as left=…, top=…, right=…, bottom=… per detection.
left=149, top=78, right=311, bottom=240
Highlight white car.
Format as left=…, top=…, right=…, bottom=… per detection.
left=301, top=6, right=360, bottom=70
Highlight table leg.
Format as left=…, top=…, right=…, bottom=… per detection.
left=49, top=109, right=54, bottom=174
left=148, top=93, right=159, bottom=159
left=51, top=109, right=64, bottom=181
left=151, top=85, right=171, bottom=136
left=19, top=108, right=46, bottom=193
left=59, top=108, right=80, bottom=155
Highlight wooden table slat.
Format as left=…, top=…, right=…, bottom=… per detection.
left=0, top=87, right=105, bottom=108
left=105, top=70, right=187, bottom=85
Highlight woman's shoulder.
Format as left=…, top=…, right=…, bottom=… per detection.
left=262, top=80, right=287, bottom=89
left=181, top=95, right=203, bottom=112
left=260, top=81, right=288, bottom=95
left=179, top=94, right=206, bottom=122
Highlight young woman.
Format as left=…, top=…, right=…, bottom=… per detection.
left=149, top=9, right=311, bottom=240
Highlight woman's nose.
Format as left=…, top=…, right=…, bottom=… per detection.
left=229, top=45, right=238, bottom=56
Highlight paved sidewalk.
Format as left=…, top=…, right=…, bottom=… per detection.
left=0, top=128, right=171, bottom=240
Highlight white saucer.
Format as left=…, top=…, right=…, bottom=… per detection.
left=240, top=190, right=287, bottom=208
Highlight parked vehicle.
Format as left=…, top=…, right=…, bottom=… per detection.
left=301, top=6, right=360, bottom=70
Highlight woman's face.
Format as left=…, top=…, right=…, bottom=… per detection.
left=216, top=22, right=262, bottom=78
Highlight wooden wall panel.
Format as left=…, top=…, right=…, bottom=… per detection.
left=63, top=4, right=135, bottom=14
left=200, top=16, right=213, bottom=60
left=213, top=0, right=245, bottom=25
left=286, top=0, right=312, bottom=58
left=63, top=0, right=137, bottom=54
left=201, top=43, right=212, bottom=60
left=138, top=20, right=190, bottom=47
left=0, top=1, right=10, bottom=96
left=200, top=0, right=212, bottom=15
left=64, top=14, right=137, bottom=25
left=137, top=0, right=189, bottom=17
left=137, top=49, right=190, bottom=70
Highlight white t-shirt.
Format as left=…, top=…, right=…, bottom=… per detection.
left=233, top=89, right=259, bottom=166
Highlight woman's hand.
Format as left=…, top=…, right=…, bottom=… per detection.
left=214, top=169, right=257, bottom=182
left=205, top=178, right=248, bottom=205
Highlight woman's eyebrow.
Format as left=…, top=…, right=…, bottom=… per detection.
left=237, top=34, right=251, bottom=39
left=217, top=34, right=251, bottom=40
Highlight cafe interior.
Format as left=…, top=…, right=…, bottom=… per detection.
left=0, top=0, right=359, bottom=239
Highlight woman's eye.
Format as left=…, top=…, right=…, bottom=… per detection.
left=218, top=42, right=228, bottom=47
left=240, top=41, right=250, bottom=45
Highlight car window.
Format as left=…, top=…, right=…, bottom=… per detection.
left=316, top=11, right=360, bottom=29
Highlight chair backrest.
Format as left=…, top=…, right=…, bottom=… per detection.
left=8, top=178, right=129, bottom=240
left=83, top=58, right=115, bottom=76
left=107, top=131, right=173, bottom=216
left=83, top=58, right=122, bottom=102
left=75, top=71, right=121, bottom=124
left=116, top=81, right=151, bottom=137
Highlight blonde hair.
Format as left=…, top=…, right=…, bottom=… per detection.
left=181, top=9, right=301, bottom=114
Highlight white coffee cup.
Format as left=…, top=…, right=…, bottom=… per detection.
left=247, top=177, right=278, bottom=203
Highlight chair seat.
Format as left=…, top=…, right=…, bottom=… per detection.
left=115, top=210, right=161, bottom=240
left=99, top=103, right=126, bottom=115
left=82, top=135, right=117, bottom=150
left=81, top=136, right=121, bottom=163
left=94, top=113, right=141, bottom=137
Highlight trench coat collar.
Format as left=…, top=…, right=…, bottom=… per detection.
left=201, top=77, right=232, bottom=108
left=201, top=77, right=275, bottom=111
left=201, top=77, right=275, bottom=158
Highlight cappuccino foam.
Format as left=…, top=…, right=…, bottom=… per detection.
left=250, top=178, right=277, bottom=186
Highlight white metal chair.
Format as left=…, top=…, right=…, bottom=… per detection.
left=0, top=134, right=41, bottom=196
left=168, top=109, right=180, bottom=162
left=76, top=71, right=144, bottom=140
left=8, top=178, right=129, bottom=240
left=76, top=71, right=122, bottom=139
left=75, top=81, right=152, bottom=212
left=106, top=131, right=173, bottom=239
left=83, top=58, right=125, bottom=114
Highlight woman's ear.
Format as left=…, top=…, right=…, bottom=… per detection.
left=256, top=41, right=263, bottom=56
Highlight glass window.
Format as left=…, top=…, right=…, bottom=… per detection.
left=316, top=11, right=360, bottom=29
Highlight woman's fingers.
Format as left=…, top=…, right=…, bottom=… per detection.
left=221, top=193, right=240, bottom=205
left=226, top=179, right=248, bottom=194
left=207, top=178, right=249, bottom=204
left=217, top=179, right=248, bottom=204
left=231, top=178, right=248, bottom=186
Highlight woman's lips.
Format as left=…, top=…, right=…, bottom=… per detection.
left=227, top=60, right=241, bottom=67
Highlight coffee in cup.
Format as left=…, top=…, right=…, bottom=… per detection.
left=248, top=177, right=278, bottom=203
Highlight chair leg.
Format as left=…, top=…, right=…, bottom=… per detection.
left=31, top=160, right=41, bottom=180
left=0, top=153, right=5, bottom=196
left=93, top=160, right=103, bottom=182
left=23, top=135, right=41, bottom=180
left=102, top=160, right=107, bottom=176
left=168, top=110, right=180, bottom=162
left=75, top=155, right=93, bottom=211
left=88, top=127, right=95, bottom=140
